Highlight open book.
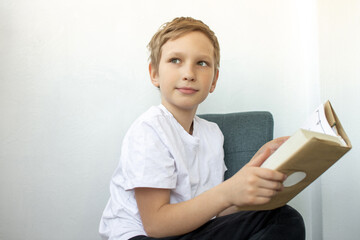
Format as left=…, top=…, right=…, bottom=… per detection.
left=239, top=100, right=352, bottom=211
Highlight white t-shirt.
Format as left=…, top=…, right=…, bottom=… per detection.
left=99, top=105, right=227, bottom=240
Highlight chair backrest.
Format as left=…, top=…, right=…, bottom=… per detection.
left=199, top=112, right=274, bottom=180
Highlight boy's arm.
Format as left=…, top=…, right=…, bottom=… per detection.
left=135, top=185, right=228, bottom=238
left=135, top=138, right=287, bottom=238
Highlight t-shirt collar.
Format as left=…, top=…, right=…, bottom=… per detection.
left=158, top=104, right=200, bottom=145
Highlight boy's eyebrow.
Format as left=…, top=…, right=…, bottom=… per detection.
left=164, top=51, right=213, bottom=60
left=163, top=51, right=184, bottom=57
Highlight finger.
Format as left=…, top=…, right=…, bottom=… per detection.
left=263, top=137, right=289, bottom=155
left=271, top=136, right=290, bottom=150
left=253, top=136, right=290, bottom=159
left=256, top=188, right=280, bottom=198
left=244, top=195, right=274, bottom=206
left=256, top=168, right=287, bottom=182
left=248, top=147, right=271, bottom=167
left=274, top=136, right=290, bottom=144
left=257, top=179, right=284, bottom=192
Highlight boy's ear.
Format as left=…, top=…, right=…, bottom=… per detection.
left=149, top=63, right=160, bottom=88
left=209, top=69, right=219, bottom=93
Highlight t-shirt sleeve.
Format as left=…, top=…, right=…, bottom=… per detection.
left=120, top=119, right=177, bottom=190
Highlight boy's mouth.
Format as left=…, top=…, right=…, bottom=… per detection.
left=176, top=87, right=198, bottom=94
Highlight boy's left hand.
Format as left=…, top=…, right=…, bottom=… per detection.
left=249, top=136, right=289, bottom=167
left=218, top=136, right=289, bottom=213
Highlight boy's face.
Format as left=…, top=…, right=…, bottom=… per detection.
left=149, top=31, right=219, bottom=114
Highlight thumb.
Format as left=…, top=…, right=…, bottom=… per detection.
left=247, top=147, right=272, bottom=167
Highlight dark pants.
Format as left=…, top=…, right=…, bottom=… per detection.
left=130, top=205, right=305, bottom=240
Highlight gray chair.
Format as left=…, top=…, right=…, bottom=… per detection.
left=199, top=112, right=274, bottom=180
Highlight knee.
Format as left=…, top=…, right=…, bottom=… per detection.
left=278, top=205, right=305, bottom=238
left=280, top=205, right=304, bottom=222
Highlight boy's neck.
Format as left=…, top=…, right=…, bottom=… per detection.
left=162, top=103, right=197, bottom=135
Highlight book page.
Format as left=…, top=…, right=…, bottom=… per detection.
left=301, top=103, right=337, bottom=137
left=301, top=103, right=346, bottom=146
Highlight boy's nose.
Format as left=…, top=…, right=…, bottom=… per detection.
left=182, top=65, right=195, bottom=81
left=183, top=75, right=195, bottom=81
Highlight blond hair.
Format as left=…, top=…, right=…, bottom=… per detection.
left=148, top=17, right=220, bottom=74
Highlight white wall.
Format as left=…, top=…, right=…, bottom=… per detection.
left=318, top=1, right=360, bottom=239
left=0, top=1, right=359, bottom=239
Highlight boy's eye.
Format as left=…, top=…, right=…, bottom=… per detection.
left=170, top=58, right=181, bottom=64
left=198, top=61, right=208, bottom=67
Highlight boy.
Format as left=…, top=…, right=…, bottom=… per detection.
left=99, top=17, right=305, bottom=240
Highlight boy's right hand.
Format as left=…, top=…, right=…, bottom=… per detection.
left=221, top=139, right=287, bottom=208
